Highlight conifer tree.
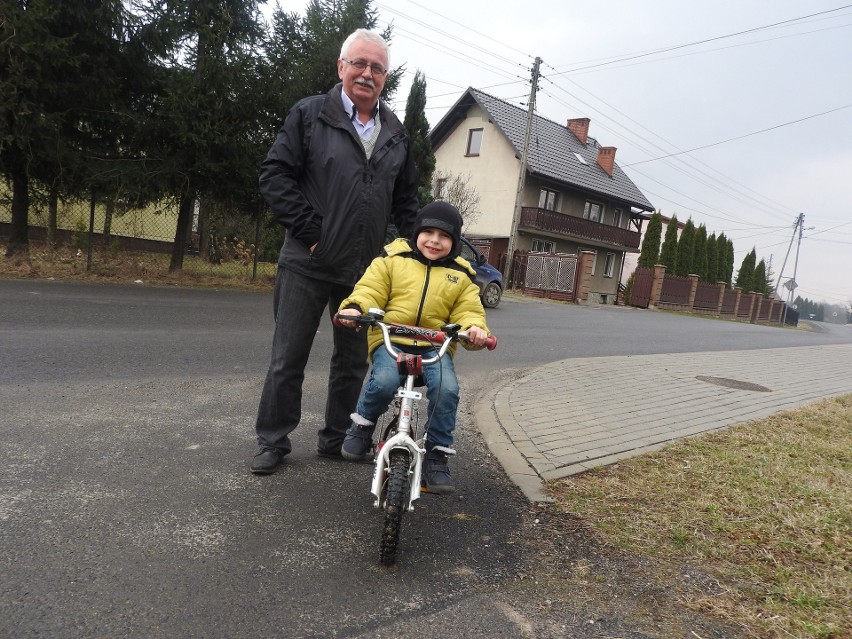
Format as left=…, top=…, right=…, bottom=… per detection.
left=659, top=214, right=678, bottom=272
left=693, top=224, right=708, bottom=281
left=674, top=218, right=695, bottom=276
left=706, top=232, right=718, bottom=284
left=638, top=211, right=662, bottom=268
left=726, top=239, right=736, bottom=285
left=403, top=70, right=436, bottom=206
left=735, top=247, right=757, bottom=292
left=753, top=259, right=768, bottom=295
left=1, top=0, right=132, bottom=257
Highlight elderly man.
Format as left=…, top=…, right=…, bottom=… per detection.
left=251, top=28, right=419, bottom=474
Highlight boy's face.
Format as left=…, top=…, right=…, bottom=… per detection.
left=416, top=228, right=453, bottom=260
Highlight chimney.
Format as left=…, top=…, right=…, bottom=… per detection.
left=567, top=117, right=590, bottom=145
left=597, top=146, right=617, bottom=177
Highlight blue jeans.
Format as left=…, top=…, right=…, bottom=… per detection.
left=255, top=267, right=368, bottom=454
left=356, top=345, right=460, bottom=450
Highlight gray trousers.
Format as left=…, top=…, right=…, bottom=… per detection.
left=254, top=267, right=368, bottom=454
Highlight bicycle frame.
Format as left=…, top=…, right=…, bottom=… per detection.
left=333, top=308, right=496, bottom=564
left=369, top=320, right=458, bottom=512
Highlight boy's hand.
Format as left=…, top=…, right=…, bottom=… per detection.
left=465, top=326, right=488, bottom=348
left=336, top=308, right=361, bottom=330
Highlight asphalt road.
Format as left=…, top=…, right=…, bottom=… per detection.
left=2, top=279, right=850, bottom=638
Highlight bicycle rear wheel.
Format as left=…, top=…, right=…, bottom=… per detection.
left=380, top=448, right=410, bottom=565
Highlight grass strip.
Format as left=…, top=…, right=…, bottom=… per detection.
left=548, top=394, right=851, bottom=639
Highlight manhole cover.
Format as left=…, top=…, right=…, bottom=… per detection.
left=696, top=376, right=772, bottom=392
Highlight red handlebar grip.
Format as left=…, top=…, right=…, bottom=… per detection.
left=484, top=335, right=497, bottom=351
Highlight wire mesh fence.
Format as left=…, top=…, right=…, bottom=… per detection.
left=0, top=192, right=282, bottom=287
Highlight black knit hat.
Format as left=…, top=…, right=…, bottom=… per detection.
left=410, top=201, right=464, bottom=260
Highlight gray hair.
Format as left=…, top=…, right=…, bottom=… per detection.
left=339, top=29, right=390, bottom=67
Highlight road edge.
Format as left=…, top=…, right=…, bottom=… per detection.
left=473, top=377, right=553, bottom=503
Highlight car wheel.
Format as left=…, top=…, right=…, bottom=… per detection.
left=482, top=282, right=502, bottom=308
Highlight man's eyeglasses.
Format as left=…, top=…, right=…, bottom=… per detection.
left=341, top=57, right=388, bottom=76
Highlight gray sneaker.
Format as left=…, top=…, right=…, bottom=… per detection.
left=341, top=423, right=375, bottom=462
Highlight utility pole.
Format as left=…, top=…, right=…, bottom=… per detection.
left=789, top=213, right=806, bottom=305
left=775, top=213, right=802, bottom=296
left=502, top=56, right=541, bottom=284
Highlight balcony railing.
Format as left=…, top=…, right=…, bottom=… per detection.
left=520, top=207, right=641, bottom=249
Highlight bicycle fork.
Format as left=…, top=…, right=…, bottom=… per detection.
left=370, top=373, right=426, bottom=512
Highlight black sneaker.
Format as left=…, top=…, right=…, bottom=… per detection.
left=341, top=423, right=375, bottom=462
left=423, top=450, right=455, bottom=495
left=250, top=446, right=284, bottom=474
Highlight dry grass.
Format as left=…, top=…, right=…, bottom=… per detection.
left=1, top=240, right=275, bottom=291
left=548, top=394, right=852, bottom=639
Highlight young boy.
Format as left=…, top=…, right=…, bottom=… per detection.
left=336, top=201, right=491, bottom=494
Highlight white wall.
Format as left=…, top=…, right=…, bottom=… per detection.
left=433, top=105, right=520, bottom=236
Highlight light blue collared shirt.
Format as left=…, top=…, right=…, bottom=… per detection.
left=341, top=90, right=380, bottom=140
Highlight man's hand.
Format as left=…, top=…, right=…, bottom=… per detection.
left=336, top=308, right=361, bottom=329
left=465, top=326, right=488, bottom=348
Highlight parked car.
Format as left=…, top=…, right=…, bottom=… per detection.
left=460, top=237, right=503, bottom=308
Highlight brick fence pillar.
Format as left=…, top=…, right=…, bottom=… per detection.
left=715, top=282, right=726, bottom=315
left=687, top=274, right=699, bottom=311
left=649, top=264, right=666, bottom=309
left=751, top=293, right=764, bottom=323
left=576, top=251, right=595, bottom=303
left=732, top=287, right=742, bottom=317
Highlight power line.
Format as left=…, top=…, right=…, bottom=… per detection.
left=621, top=103, right=852, bottom=167
left=537, top=79, right=796, bottom=222
left=548, top=4, right=852, bottom=76
left=399, top=0, right=533, bottom=59
left=376, top=3, right=525, bottom=69
left=570, top=22, right=852, bottom=78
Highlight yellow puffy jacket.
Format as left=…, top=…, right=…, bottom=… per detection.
left=339, top=237, right=490, bottom=358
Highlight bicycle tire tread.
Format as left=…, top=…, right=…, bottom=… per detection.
left=379, top=449, right=409, bottom=565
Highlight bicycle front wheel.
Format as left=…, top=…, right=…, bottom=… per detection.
left=380, top=448, right=410, bottom=565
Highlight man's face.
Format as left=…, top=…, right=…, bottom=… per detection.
left=337, top=38, right=388, bottom=110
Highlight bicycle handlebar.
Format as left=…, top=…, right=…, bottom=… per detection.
left=333, top=312, right=497, bottom=351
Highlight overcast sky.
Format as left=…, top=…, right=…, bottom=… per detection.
left=265, top=0, right=852, bottom=308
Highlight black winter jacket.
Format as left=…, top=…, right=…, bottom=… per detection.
left=259, top=84, right=419, bottom=286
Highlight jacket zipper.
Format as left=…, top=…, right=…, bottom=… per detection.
left=415, top=264, right=430, bottom=326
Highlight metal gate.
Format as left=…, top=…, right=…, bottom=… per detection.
left=629, top=267, right=653, bottom=308
left=515, top=252, right=578, bottom=301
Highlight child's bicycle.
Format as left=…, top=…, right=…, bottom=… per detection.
left=333, top=309, right=497, bottom=565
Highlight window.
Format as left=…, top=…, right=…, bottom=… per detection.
left=573, top=152, right=587, bottom=165
left=531, top=239, right=555, bottom=253
left=538, top=188, right=557, bottom=211
left=466, top=128, right=483, bottom=156
left=612, top=208, right=623, bottom=228
left=583, top=201, right=602, bottom=223
left=604, top=253, right=615, bottom=278
left=460, top=240, right=477, bottom=264
left=434, top=177, right=447, bottom=200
